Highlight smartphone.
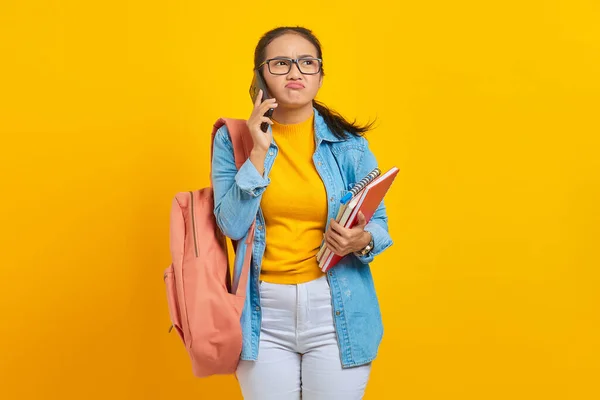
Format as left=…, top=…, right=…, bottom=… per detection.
left=249, top=70, right=275, bottom=132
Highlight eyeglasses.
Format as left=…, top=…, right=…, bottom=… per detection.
left=258, top=57, right=323, bottom=75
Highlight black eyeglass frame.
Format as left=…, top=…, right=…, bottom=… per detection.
left=257, top=57, right=323, bottom=75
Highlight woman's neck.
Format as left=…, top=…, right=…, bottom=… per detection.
left=271, top=102, right=314, bottom=125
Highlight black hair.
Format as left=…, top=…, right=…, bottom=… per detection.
left=254, top=26, right=376, bottom=139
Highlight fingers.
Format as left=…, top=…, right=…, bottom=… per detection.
left=252, top=89, right=277, bottom=108
left=325, top=227, right=346, bottom=256
left=250, top=101, right=278, bottom=130
left=326, top=228, right=343, bottom=247
left=259, top=117, right=273, bottom=130
left=357, top=211, right=367, bottom=227
left=325, top=215, right=368, bottom=256
left=325, top=234, right=342, bottom=256
left=260, top=116, right=274, bottom=127
left=249, top=95, right=277, bottom=136
left=329, top=218, right=343, bottom=234
left=258, top=99, right=277, bottom=115
left=253, top=91, right=277, bottom=112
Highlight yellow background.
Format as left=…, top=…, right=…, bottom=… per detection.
left=1, top=0, right=599, bottom=399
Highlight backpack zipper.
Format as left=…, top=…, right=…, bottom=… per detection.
left=189, top=191, right=199, bottom=257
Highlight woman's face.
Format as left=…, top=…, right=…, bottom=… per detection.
left=261, top=33, right=323, bottom=110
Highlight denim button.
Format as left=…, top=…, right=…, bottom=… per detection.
left=335, top=310, right=341, bottom=316
left=269, top=150, right=274, bottom=156
left=255, top=306, right=260, bottom=311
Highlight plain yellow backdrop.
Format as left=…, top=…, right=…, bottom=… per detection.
left=1, top=0, right=599, bottom=399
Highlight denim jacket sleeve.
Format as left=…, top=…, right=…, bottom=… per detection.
left=211, top=126, right=270, bottom=240
left=353, top=138, right=394, bottom=264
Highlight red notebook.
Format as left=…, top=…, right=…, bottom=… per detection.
left=319, top=166, right=399, bottom=272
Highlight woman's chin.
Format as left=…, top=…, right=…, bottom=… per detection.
left=277, top=98, right=313, bottom=110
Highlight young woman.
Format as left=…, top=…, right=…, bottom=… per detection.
left=211, top=26, right=393, bottom=400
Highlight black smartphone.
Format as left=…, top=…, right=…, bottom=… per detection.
left=249, top=70, right=275, bottom=132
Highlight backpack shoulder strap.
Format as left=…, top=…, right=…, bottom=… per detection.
left=210, top=117, right=256, bottom=297
left=211, top=118, right=253, bottom=170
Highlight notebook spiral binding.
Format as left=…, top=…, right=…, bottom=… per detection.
left=349, top=167, right=381, bottom=198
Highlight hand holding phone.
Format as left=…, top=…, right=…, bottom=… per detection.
left=247, top=89, right=277, bottom=152
left=249, top=71, right=276, bottom=133
left=247, top=71, right=277, bottom=152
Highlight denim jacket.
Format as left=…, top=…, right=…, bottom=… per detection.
left=211, top=108, right=393, bottom=367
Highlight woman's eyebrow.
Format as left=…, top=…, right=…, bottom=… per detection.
left=272, top=54, right=317, bottom=59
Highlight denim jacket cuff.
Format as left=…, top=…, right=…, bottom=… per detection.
left=235, top=158, right=270, bottom=197
left=355, top=222, right=393, bottom=264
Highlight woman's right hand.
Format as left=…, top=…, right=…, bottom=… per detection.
left=246, top=89, right=277, bottom=153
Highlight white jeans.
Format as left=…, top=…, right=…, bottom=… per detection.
left=235, top=275, right=372, bottom=399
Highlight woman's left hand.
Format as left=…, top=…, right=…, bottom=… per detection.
left=324, top=211, right=372, bottom=257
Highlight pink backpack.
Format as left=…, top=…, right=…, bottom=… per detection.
left=163, top=118, right=256, bottom=378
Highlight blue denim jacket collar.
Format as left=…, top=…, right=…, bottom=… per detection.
left=313, top=107, right=346, bottom=143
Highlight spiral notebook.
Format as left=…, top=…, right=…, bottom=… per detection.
left=317, top=166, right=399, bottom=272
left=337, top=168, right=382, bottom=222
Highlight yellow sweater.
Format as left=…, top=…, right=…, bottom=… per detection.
left=259, top=113, right=328, bottom=284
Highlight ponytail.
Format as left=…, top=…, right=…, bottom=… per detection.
left=312, top=100, right=376, bottom=139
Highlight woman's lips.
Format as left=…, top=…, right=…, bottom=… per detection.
left=285, top=83, right=305, bottom=89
